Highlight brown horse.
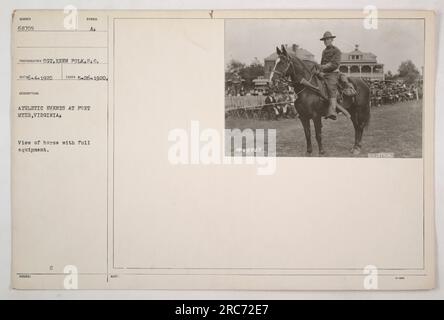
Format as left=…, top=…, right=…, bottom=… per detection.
left=270, top=45, right=370, bottom=156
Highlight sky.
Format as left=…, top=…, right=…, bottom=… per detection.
left=225, top=19, right=424, bottom=74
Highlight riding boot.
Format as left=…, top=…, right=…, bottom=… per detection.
left=325, top=98, right=337, bottom=120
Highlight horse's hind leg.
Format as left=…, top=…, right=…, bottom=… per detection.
left=300, top=117, right=313, bottom=156
left=350, top=110, right=364, bottom=155
left=313, top=116, right=325, bottom=156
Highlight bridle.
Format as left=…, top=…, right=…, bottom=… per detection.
left=272, top=55, right=315, bottom=95
left=271, top=56, right=292, bottom=79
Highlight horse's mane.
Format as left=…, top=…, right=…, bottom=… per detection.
left=301, top=59, right=319, bottom=69
left=292, top=53, right=319, bottom=67
left=285, top=52, right=319, bottom=77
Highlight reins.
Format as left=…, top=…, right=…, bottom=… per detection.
left=282, top=56, right=317, bottom=96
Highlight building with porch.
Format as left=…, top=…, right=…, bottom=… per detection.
left=339, top=45, right=384, bottom=80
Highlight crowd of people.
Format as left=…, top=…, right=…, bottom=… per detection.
left=262, top=90, right=298, bottom=120
left=226, top=78, right=422, bottom=121
left=369, top=80, right=422, bottom=107
left=259, top=79, right=422, bottom=120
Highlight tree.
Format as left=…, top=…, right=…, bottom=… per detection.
left=385, top=70, right=395, bottom=81
left=397, top=60, right=420, bottom=84
left=239, top=60, right=265, bottom=90
left=226, top=58, right=265, bottom=91
left=251, top=57, right=261, bottom=66
left=226, top=59, right=245, bottom=73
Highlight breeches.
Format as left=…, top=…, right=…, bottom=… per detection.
left=324, top=72, right=339, bottom=98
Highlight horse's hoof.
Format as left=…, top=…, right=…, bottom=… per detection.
left=319, top=150, right=326, bottom=156
left=352, top=147, right=361, bottom=155
left=306, top=151, right=313, bottom=157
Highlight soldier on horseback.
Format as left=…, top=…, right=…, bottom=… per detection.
left=270, top=42, right=370, bottom=155
left=317, top=31, right=356, bottom=120
left=318, top=31, right=342, bottom=120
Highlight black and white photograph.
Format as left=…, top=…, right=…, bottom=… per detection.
left=2, top=4, right=441, bottom=299
left=225, top=19, right=424, bottom=158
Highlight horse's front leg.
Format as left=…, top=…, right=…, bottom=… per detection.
left=300, top=117, right=313, bottom=156
left=313, top=116, right=325, bottom=155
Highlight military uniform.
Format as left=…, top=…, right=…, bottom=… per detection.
left=320, top=44, right=341, bottom=98
left=317, top=31, right=350, bottom=120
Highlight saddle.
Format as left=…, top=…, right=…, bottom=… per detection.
left=338, top=74, right=358, bottom=97
left=313, top=73, right=357, bottom=102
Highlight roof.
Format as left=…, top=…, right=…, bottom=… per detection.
left=341, top=45, right=377, bottom=63
left=265, top=47, right=315, bottom=62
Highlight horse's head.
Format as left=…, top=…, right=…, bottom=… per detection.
left=270, top=45, right=292, bottom=87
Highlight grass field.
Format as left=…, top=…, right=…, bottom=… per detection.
left=225, top=99, right=422, bottom=158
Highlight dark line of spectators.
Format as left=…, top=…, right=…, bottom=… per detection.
left=369, top=80, right=422, bottom=107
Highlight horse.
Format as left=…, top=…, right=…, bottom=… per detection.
left=270, top=45, right=371, bottom=156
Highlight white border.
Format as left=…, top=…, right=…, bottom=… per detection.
left=1, top=0, right=443, bottom=299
